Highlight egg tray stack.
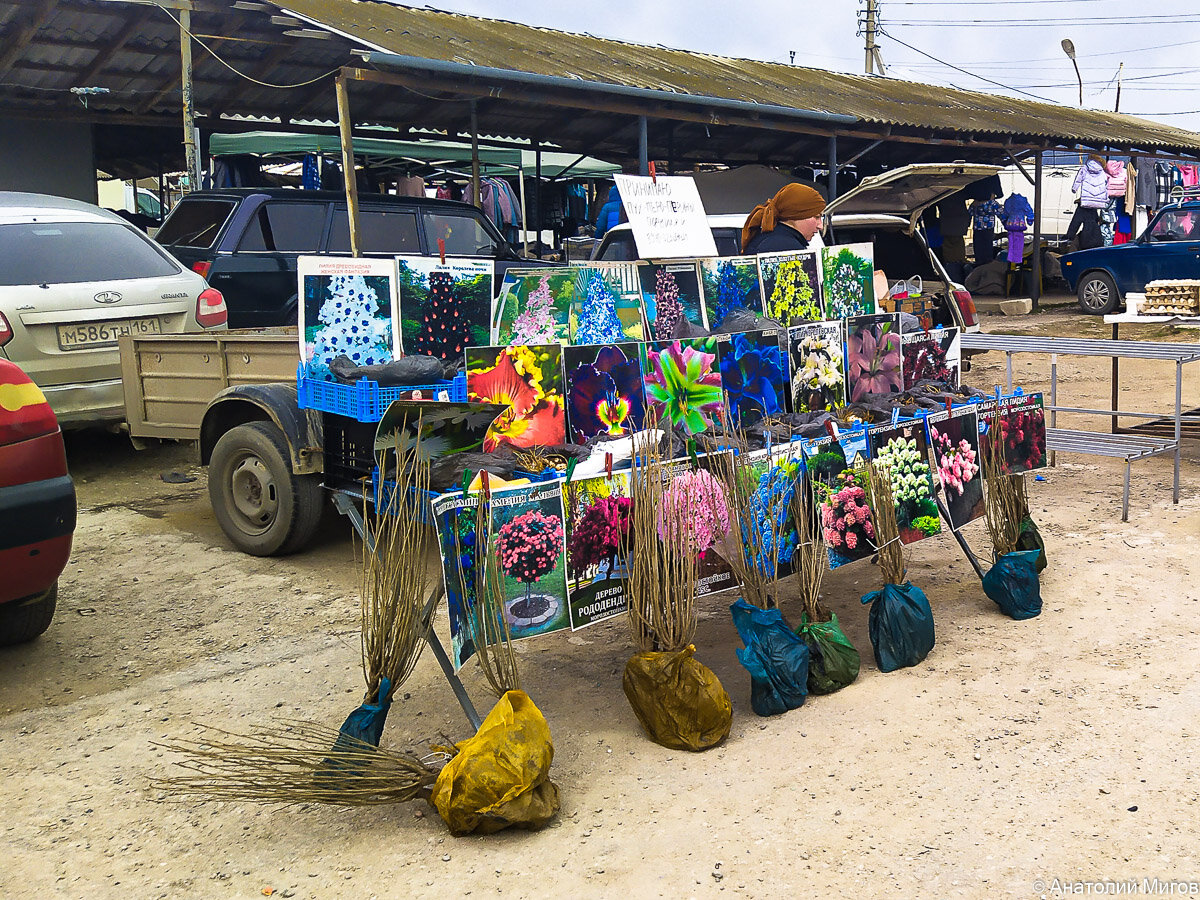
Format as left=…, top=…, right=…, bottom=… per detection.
left=1142, top=280, right=1200, bottom=316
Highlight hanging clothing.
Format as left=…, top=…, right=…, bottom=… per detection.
left=301, top=154, right=321, bottom=190
left=1181, top=164, right=1199, bottom=188
left=969, top=198, right=1003, bottom=232
left=1065, top=205, right=1103, bottom=251
left=1113, top=231, right=1130, bottom=245
left=1002, top=193, right=1035, bottom=230
left=973, top=230, right=995, bottom=265
left=1005, top=227, right=1026, bottom=264
left=1156, top=163, right=1175, bottom=206
left=1135, top=159, right=1157, bottom=207
left=1104, top=160, right=1128, bottom=197
left=1100, top=200, right=1117, bottom=246
left=395, top=175, right=425, bottom=198
left=1072, top=160, right=1109, bottom=209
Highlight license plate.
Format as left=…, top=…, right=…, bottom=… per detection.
left=56, top=317, right=162, bottom=350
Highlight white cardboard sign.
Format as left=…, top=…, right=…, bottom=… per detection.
left=613, top=174, right=718, bottom=260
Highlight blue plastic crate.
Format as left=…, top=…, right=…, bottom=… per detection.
left=371, top=466, right=439, bottom=524
left=296, top=363, right=467, bottom=422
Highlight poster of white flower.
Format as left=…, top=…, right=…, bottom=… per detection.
left=298, top=256, right=400, bottom=376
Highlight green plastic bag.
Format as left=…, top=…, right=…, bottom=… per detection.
left=1015, top=516, right=1047, bottom=573
left=798, top=613, right=861, bottom=695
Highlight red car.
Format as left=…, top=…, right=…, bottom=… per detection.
left=0, top=358, right=75, bottom=645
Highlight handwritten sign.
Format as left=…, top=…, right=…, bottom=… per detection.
left=613, top=174, right=718, bottom=260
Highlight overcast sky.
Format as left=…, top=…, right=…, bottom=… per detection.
left=406, top=0, right=1200, bottom=135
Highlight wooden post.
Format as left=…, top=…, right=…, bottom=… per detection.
left=828, top=134, right=838, bottom=200
left=179, top=8, right=201, bottom=192
left=638, top=115, right=648, bottom=176
left=335, top=72, right=361, bottom=257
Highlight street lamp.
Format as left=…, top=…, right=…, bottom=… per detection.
left=1061, top=38, right=1083, bottom=107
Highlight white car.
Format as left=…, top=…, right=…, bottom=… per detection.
left=0, top=192, right=228, bottom=426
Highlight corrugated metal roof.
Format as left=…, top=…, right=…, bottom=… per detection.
left=280, top=0, right=1200, bottom=153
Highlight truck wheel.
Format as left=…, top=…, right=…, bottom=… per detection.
left=208, top=421, right=323, bottom=556
left=1077, top=271, right=1120, bottom=315
left=0, top=584, right=57, bottom=646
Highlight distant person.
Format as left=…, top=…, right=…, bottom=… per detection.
left=593, top=184, right=622, bottom=239
left=741, top=183, right=827, bottom=254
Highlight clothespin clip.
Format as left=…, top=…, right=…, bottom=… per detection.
left=945, top=398, right=953, bottom=413
left=480, top=469, right=491, bottom=502
left=824, top=419, right=840, bottom=439
left=460, top=468, right=471, bottom=498
left=605, top=452, right=613, bottom=481
left=891, top=407, right=900, bottom=425
left=649, top=161, right=657, bottom=185
left=438, top=238, right=446, bottom=266
left=564, top=456, right=578, bottom=485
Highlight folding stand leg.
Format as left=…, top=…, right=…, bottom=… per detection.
left=1123, top=460, right=1131, bottom=523
left=936, top=494, right=985, bottom=581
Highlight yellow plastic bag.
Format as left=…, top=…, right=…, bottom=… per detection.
left=431, top=690, right=560, bottom=836
left=622, top=645, right=732, bottom=751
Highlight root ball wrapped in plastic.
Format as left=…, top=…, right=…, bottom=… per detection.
left=622, top=645, right=732, bottom=751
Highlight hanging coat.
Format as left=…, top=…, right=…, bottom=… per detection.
left=1072, top=160, right=1110, bottom=209
left=1104, top=160, right=1128, bottom=198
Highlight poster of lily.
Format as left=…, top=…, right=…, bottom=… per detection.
left=640, top=337, right=725, bottom=435
left=868, top=419, right=941, bottom=544
left=563, top=342, right=646, bottom=442
left=565, top=472, right=631, bottom=630
left=395, top=255, right=492, bottom=360
left=298, top=256, right=399, bottom=377
left=638, top=261, right=707, bottom=339
left=845, top=313, right=903, bottom=402
left=901, top=327, right=961, bottom=389
left=926, top=406, right=985, bottom=530
left=494, top=268, right=575, bottom=345
left=979, top=393, right=1048, bottom=474
left=757, top=250, right=823, bottom=325
left=820, top=242, right=876, bottom=318
left=787, top=321, right=846, bottom=412
left=569, top=265, right=644, bottom=343
left=700, top=255, right=762, bottom=332
left=717, top=330, right=788, bottom=427
left=802, top=428, right=877, bottom=570
left=464, top=344, right=566, bottom=450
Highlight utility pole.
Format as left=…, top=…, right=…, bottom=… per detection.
left=1115, top=61, right=1124, bottom=112
left=179, top=7, right=201, bottom=192
left=864, top=0, right=879, bottom=75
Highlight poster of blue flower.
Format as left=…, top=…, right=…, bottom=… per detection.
left=638, top=261, right=707, bottom=339
left=569, top=264, right=644, bottom=343
left=788, top=321, right=846, bottom=412
left=563, top=342, right=646, bottom=442
left=758, top=250, right=823, bottom=325
left=395, top=255, right=492, bottom=360
left=735, top=446, right=805, bottom=582
left=298, top=256, right=399, bottom=377
left=820, top=242, right=876, bottom=318
left=700, top=255, right=762, bottom=332
left=717, top=330, right=787, bottom=427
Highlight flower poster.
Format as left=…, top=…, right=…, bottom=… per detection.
left=464, top=344, right=566, bottom=450
left=926, top=407, right=985, bottom=530
left=432, top=489, right=483, bottom=670
left=821, top=243, right=876, bottom=318
left=979, top=393, right=1047, bottom=474
left=757, top=250, right=822, bottom=325
left=803, top=429, right=876, bottom=569
left=396, top=255, right=493, bottom=360
left=788, top=321, right=846, bottom=412
left=901, top=327, right=961, bottom=389
left=846, top=314, right=903, bottom=402
left=494, top=268, right=575, bottom=345
left=638, top=261, right=707, bottom=339
left=700, top=255, right=762, bottom=332
left=868, top=420, right=941, bottom=544
left=658, top=453, right=738, bottom=597
left=717, top=330, right=788, bottom=427
left=641, top=337, right=724, bottom=435
left=734, top=445, right=805, bottom=582
left=565, top=472, right=631, bottom=630
left=298, top=256, right=399, bottom=377
left=563, top=342, right=646, bottom=442
left=569, top=265, right=645, bottom=344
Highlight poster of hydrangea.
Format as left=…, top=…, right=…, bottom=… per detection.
left=563, top=342, right=646, bottom=442
left=657, top=453, right=738, bottom=598
left=757, top=250, right=823, bottom=325
left=641, top=337, right=724, bottom=435
left=433, top=481, right=569, bottom=671
left=978, top=393, right=1047, bottom=474
left=820, top=242, right=876, bottom=318
left=465, top=344, right=566, bottom=450
left=638, top=261, right=707, bottom=339
left=569, top=264, right=644, bottom=343
left=802, top=428, right=876, bottom=569
left=845, top=313, right=903, bottom=402
left=901, top=327, right=961, bottom=389
left=298, top=256, right=399, bottom=377
left=494, top=268, right=575, bottom=345
left=717, top=330, right=787, bottom=427
left=926, top=407, right=985, bottom=531
left=733, top=445, right=806, bottom=583
left=868, top=420, right=941, bottom=544
left=395, top=255, right=492, bottom=360
left=788, top=321, right=846, bottom=412
left=565, top=472, right=631, bottom=630
left=700, top=255, right=762, bottom=332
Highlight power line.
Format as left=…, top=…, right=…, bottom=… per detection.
left=890, top=18, right=1200, bottom=27
left=877, top=29, right=1054, bottom=102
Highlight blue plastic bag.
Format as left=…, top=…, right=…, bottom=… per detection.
left=860, top=582, right=935, bottom=673
left=335, top=675, right=393, bottom=747
left=730, top=599, right=810, bottom=717
left=982, top=550, right=1042, bottom=620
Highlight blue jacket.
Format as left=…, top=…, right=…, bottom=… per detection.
left=1003, top=194, right=1035, bottom=231
left=594, top=185, right=622, bottom=238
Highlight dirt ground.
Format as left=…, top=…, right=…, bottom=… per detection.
left=4, top=310, right=1200, bottom=899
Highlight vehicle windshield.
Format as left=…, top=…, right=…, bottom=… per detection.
left=1147, top=208, right=1200, bottom=242
left=156, top=198, right=237, bottom=249
left=0, top=221, right=180, bottom=286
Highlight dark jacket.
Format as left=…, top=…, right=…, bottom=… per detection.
left=743, top=222, right=809, bottom=255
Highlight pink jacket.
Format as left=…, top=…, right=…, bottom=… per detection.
left=1105, top=161, right=1127, bottom=198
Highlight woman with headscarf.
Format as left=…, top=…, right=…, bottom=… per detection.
left=741, top=183, right=827, bottom=254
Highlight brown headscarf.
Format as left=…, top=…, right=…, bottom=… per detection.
left=740, top=183, right=827, bottom=251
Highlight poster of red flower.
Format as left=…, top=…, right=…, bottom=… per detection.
left=979, top=393, right=1048, bottom=474
left=901, top=327, right=961, bottom=389
left=565, top=472, right=631, bottom=630
left=465, top=344, right=566, bottom=450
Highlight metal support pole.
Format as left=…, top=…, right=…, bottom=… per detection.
left=518, top=163, right=528, bottom=256
left=828, top=134, right=838, bottom=200
left=335, top=73, right=362, bottom=257
left=1175, top=360, right=1182, bottom=503
left=179, top=8, right=201, bottom=192
left=1050, top=354, right=1058, bottom=467
left=637, top=115, right=649, bottom=176
left=469, top=99, right=481, bottom=209
left=935, top=495, right=985, bottom=580
left=1111, top=320, right=1120, bottom=434
left=1005, top=351, right=1013, bottom=392
left=533, top=141, right=542, bottom=258
left=1031, top=152, right=1043, bottom=310
left=666, top=124, right=675, bottom=175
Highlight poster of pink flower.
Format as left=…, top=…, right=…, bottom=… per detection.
left=926, top=407, right=985, bottom=530
left=845, top=313, right=903, bottom=402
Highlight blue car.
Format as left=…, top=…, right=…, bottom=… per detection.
left=1062, top=200, right=1200, bottom=314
